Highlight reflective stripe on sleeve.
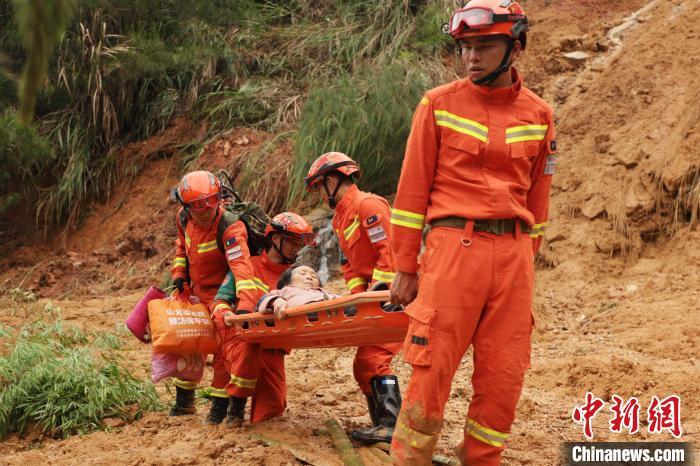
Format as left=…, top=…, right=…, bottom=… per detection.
left=172, top=257, right=187, bottom=268
left=346, top=277, right=368, bottom=291
left=372, top=269, right=396, bottom=283
left=235, top=280, right=258, bottom=293
left=390, top=208, right=426, bottom=230
left=253, top=277, right=270, bottom=293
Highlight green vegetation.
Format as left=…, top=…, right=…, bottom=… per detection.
left=289, top=64, right=430, bottom=206
left=0, top=310, right=163, bottom=438
left=0, top=0, right=455, bottom=227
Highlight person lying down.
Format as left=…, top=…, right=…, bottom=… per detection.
left=257, top=265, right=339, bottom=320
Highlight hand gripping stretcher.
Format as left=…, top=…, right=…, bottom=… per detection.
left=230, top=291, right=408, bottom=349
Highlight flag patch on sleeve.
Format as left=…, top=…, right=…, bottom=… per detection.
left=226, top=245, right=243, bottom=261
left=368, top=225, right=387, bottom=243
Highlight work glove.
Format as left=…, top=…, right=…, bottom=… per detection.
left=173, top=277, right=186, bottom=294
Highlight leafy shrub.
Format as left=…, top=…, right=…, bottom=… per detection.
left=0, top=317, right=163, bottom=438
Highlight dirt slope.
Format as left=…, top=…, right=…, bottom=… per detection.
left=1, top=0, right=699, bottom=464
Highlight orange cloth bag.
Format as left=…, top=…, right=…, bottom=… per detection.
left=148, top=293, right=219, bottom=354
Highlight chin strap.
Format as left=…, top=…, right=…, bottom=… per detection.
left=472, top=38, right=515, bottom=86
left=322, top=176, right=342, bottom=209
left=270, top=238, right=296, bottom=265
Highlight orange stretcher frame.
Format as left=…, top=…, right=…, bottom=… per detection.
left=230, top=291, right=408, bottom=349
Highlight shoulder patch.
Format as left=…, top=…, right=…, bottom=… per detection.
left=366, top=214, right=380, bottom=226
left=420, top=96, right=429, bottom=106
left=550, top=139, right=557, bottom=153
left=224, top=237, right=238, bottom=248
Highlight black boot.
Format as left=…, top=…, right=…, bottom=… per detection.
left=169, top=386, right=196, bottom=416
left=351, top=375, right=402, bottom=444
left=226, top=396, right=247, bottom=427
left=206, top=396, right=229, bottom=425
left=366, top=394, right=380, bottom=426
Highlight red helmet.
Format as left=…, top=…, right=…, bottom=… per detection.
left=304, top=152, right=360, bottom=192
left=265, top=212, right=316, bottom=246
left=177, top=171, right=221, bottom=210
left=448, top=0, right=528, bottom=48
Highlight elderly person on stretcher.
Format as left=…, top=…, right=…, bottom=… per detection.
left=257, top=266, right=339, bottom=320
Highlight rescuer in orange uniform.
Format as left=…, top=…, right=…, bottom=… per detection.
left=389, top=1, right=556, bottom=464
left=210, top=212, right=315, bottom=426
left=169, top=170, right=258, bottom=420
left=305, top=152, right=402, bottom=444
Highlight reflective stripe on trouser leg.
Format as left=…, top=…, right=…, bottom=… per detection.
left=227, top=341, right=263, bottom=398
left=459, top=229, right=534, bottom=466
left=353, top=343, right=401, bottom=394
left=174, top=378, right=197, bottom=390
left=391, top=227, right=532, bottom=465
left=209, top=350, right=230, bottom=398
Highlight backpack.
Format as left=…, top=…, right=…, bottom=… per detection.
left=176, top=171, right=270, bottom=257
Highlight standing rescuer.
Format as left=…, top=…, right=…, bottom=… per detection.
left=211, top=212, right=316, bottom=426
left=389, top=0, right=556, bottom=464
left=170, top=170, right=258, bottom=419
left=305, top=152, right=402, bottom=444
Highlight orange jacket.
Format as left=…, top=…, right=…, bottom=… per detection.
left=170, top=206, right=257, bottom=308
left=390, top=68, right=556, bottom=273
left=333, top=184, right=396, bottom=293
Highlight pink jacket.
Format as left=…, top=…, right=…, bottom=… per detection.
left=257, top=286, right=339, bottom=312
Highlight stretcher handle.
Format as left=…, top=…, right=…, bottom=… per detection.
left=230, top=290, right=392, bottom=322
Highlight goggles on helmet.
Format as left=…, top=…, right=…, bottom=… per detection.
left=270, top=221, right=317, bottom=247
left=448, top=7, right=526, bottom=37
left=185, top=194, right=220, bottom=211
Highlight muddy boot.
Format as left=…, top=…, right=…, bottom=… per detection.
left=206, top=396, right=229, bottom=425
left=226, top=396, right=247, bottom=427
left=351, top=375, right=402, bottom=444
left=169, top=386, right=196, bottom=416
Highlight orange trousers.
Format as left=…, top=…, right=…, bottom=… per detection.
left=226, top=341, right=287, bottom=424
left=391, top=224, right=534, bottom=466
left=207, top=321, right=236, bottom=398
left=354, top=343, right=401, bottom=394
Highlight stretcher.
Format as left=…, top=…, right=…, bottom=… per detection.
left=231, top=291, right=408, bottom=349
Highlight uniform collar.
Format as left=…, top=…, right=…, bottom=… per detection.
left=334, top=184, right=360, bottom=216
left=261, top=250, right=291, bottom=273
left=466, top=67, right=522, bottom=103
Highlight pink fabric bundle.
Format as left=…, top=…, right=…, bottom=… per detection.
left=150, top=352, right=205, bottom=383
left=126, top=286, right=165, bottom=343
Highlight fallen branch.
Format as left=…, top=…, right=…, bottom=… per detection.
left=325, top=419, right=365, bottom=466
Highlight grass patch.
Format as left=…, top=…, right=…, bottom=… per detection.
left=0, top=313, right=163, bottom=439
left=289, top=62, right=431, bottom=205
